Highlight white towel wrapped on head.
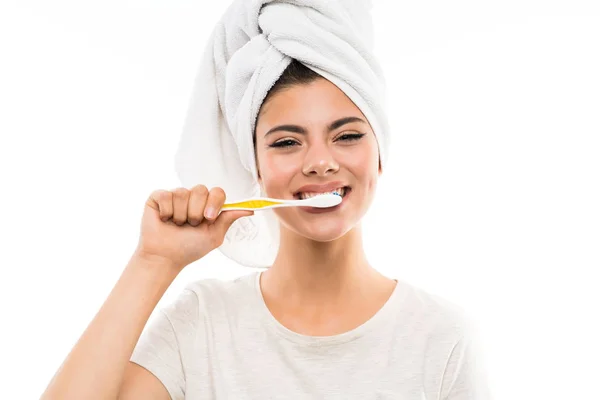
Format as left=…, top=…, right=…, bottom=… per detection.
left=174, top=0, right=390, bottom=269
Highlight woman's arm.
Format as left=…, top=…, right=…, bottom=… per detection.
left=40, top=253, right=180, bottom=400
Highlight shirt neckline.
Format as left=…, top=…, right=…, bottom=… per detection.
left=251, top=270, right=407, bottom=346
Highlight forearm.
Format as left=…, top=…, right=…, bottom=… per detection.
left=40, top=254, right=180, bottom=400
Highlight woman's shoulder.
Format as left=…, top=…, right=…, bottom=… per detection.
left=160, top=271, right=260, bottom=323
left=393, top=278, right=476, bottom=339
left=183, top=271, right=259, bottom=303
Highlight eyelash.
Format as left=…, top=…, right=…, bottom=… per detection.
left=269, top=133, right=366, bottom=148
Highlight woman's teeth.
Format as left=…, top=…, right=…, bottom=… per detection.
left=299, top=187, right=346, bottom=200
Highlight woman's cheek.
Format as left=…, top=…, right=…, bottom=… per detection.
left=271, top=153, right=301, bottom=177
left=260, top=157, right=294, bottom=196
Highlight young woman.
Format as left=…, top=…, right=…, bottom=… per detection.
left=41, top=2, right=490, bottom=400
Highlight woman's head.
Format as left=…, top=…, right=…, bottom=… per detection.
left=253, top=60, right=381, bottom=243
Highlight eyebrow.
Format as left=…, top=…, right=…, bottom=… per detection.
left=263, top=116, right=367, bottom=138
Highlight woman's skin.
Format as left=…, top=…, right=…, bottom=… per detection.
left=255, top=77, right=397, bottom=336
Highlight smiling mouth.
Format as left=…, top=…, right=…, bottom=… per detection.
left=294, top=186, right=351, bottom=200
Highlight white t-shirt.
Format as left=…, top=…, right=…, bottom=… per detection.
left=130, top=271, right=491, bottom=399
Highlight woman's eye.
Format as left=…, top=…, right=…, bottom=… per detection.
left=270, top=139, right=298, bottom=148
left=270, top=133, right=364, bottom=148
left=337, top=133, right=366, bottom=141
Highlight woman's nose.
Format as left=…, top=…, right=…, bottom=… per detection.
left=302, top=145, right=339, bottom=176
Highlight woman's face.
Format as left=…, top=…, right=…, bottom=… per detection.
left=254, top=77, right=381, bottom=242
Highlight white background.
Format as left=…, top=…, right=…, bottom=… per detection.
left=1, top=0, right=599, bottom=398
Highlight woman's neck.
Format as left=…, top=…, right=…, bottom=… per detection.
left=261, top=224, right=384, bottom=310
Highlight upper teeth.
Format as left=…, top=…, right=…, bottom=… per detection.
left=299, top=187, right=345, bottom=199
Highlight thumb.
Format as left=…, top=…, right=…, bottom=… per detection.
left=214, top=210, right=254, bottom=236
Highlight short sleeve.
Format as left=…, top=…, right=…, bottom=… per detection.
left=130, top=289, right=199, bottom=400
left=439, top=321, right=492, bottom=400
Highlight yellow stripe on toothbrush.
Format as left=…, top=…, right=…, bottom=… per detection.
left=221, top=199, right=283, bottom=209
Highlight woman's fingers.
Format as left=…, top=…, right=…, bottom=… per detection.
left=171, top=187, right=191, bottom=226
left=151, top=186, right=226, bottom=227
left=187, top=185, right=209, bottom=226
left=148, top=189, right=174, bottom=222
left=203, top=187, right=226, bottom=224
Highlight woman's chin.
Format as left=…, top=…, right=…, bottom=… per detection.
left=277, top=208, right=358, bottom=242
left=296, top=222, right=351, bottom=242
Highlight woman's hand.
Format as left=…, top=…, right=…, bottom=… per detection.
left=133, top=185, right=253, bottom=271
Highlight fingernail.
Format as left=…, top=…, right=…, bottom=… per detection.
left=205, top=207, right=215, bottom=219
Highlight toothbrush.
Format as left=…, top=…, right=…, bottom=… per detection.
left=219, top=193, right=342, bottom=212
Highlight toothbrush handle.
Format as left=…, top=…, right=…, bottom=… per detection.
left=220, top=198, right=301, bottom=212
left=220, top=204, right=294, bottom=212
left=218, top=207, right=258, bottom=212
